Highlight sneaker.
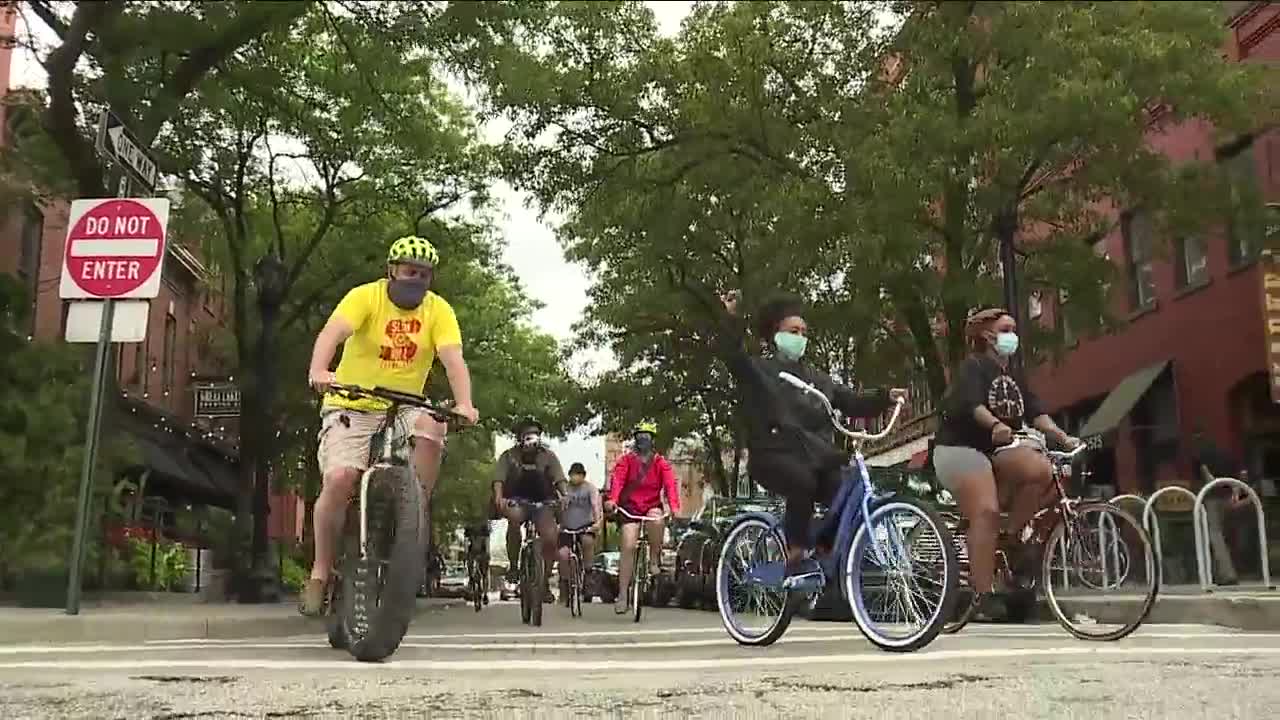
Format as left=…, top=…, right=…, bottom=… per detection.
left=298, top=579, right=327, bottom=617
left=614, top=596, right=629, bottom=614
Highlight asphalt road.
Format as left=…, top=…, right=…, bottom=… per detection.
left=2, top=601, right=1278, bottom=719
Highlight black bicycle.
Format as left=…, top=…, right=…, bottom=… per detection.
left=466, top=533, right=490, bottom=613
left=508, top=499, right=553, bottom=627
left=321, top=383, right=465, bottom=662
left=560, top=526, right=593, bottom=618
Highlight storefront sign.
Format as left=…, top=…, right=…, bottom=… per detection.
left=1264, top=204, right=1280, bottom=403
left=195, top=383, right=240, bottom=418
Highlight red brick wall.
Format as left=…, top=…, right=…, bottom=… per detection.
left=1028, top=2, right=1279, bottom=492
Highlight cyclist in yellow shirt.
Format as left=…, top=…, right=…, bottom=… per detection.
left=300, top=235, right=479, bottom=615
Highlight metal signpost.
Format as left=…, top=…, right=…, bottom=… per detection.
left=63, top=110, right=167, bottom=615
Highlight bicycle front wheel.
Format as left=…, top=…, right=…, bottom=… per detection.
left=1042, top=502, right=1158, bottom=641
left=470, top=560, right=484, bottom=613
left=569, top=554, right=583, bottom=618
left=339, top=467, right=423, bottom=662
left=845, top=498, right=957, bottom=652
left=632, top=544, right=646, bottom=623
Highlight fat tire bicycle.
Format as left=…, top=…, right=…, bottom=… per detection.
left=941, top=434, right=1158, bottom=641
left=320, top=383, right=464, bottom=662
left=614, top=507, right=670, bottom=623
left=715, top=374, right=959, bottom=652
left=508, top=499, right=554, bottom=627
left=560, top=526, right=593, bottom=618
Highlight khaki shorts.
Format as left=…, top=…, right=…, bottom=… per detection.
left=317, top=407, right=447, bottom=477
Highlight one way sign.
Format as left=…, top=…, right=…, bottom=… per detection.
left=96, top=109, right=158, bottom=193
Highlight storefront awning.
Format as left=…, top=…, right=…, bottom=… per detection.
left=1079, top=361, right=1170, bottom=439
left=866, top=435, right=933, bottom=468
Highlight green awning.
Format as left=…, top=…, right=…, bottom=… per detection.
left=1079, top=361, right=1170, bottom=439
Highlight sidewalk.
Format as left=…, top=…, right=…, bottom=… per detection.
left=1039, top=584, right=1280, bottom=631
left=0, top=594, right=465, bottom=645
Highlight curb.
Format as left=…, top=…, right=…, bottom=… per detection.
left=1043, top=594, right=1280, bottom=631
left=0, top=599, right=467, bottom=645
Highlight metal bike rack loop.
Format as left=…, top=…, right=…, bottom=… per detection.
left=1141, top=486, right=1199, bottom=590
left=1193, top=478, right=1272, bottom=592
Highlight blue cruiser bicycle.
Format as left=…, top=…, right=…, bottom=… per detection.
left=715, top=372, right=959, bottom=652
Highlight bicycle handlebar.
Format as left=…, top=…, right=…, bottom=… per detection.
left=613, top=507, right=669, bottom=522
left=995, top=432, right=1088, bottom=460
left=325, top=383, right=465, bottom=424
left=777, top=371, right=906, bottom=442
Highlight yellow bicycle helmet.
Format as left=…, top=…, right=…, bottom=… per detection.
left=633, top=421, right=658, bottom=436
left=387, top=235, right=439, bottom=267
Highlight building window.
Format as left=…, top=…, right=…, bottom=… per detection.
left=1175, top=235, right=1208, bottom=289
left=163, top=313, right=177, bottom=396
left=1058, top=289, right=1074, bottom=346
left=1225, top=147, right=1262, bottom=267
left=18, top=203, right=43, bottom=284
left=18, top=204, right=43, bottom=334
left=132, top=339, right=145, bottom=387
left=1123, top=210, right=1157, bottom=310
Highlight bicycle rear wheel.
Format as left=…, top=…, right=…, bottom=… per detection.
left=1042, top=502, right=1158, bottom=641
left=339, top=467, right=424, bottom=662
left=845, top=498, right=957, bottom=652
left=715, top=517, right=794, bottom=646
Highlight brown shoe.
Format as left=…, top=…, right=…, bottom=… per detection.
left=299, top=579, right=327, bottom=617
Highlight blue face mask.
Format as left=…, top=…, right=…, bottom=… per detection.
left=995, top=332, right=1019, bottom=357
left=774, top=331, right=808, bottom=361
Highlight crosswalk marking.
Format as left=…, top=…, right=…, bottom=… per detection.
left=2, top=627, right=1268, bottom=656
left=3, top=645, right=1280, bottom=673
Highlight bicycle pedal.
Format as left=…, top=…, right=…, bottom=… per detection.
left=782, top=571, right=825, bottom=592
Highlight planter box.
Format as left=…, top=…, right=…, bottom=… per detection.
left=16, top=569, right=68, bottom=608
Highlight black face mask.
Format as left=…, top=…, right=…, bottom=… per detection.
left=633, top=434, right=654, bottom=454
left=387, top=275, right=430, bottom=309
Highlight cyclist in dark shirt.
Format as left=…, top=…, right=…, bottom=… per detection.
left=714, top=291, right=905, bottom=586
left=932, top=308, right=1077, bottom=618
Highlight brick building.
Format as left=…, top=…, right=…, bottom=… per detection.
left=0, top=7, right=302, bottom=542
left=1027, top=1, right=1279, bottom=501
left=603, top=435, right=709, bottom=519
left=865, top=3, right=1279, bottom=503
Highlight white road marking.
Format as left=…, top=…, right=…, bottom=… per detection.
left=2, top=646, right=1279, bottom=672
left=142, top=622, right=1243, bottom=646
left=4, top=629, right=1273, bottom=655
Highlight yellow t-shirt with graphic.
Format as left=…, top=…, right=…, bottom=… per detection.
left=323, top=279, right=462, bottom=412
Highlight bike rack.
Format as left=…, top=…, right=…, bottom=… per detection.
left=1193, top=477, right=1273, bottom=592
left=1141, top=486, right=1198, bottom=589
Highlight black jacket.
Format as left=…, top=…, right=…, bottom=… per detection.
left=715, top=313, right=892, bottom=473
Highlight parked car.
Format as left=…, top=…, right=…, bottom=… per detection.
left=586, top=551, right=620, bottom=604
left=673, top=496, right=786, bottom=611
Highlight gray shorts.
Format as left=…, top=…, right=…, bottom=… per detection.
left=932, top=445, right=992, bottom=491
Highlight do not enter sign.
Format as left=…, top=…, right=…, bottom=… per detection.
left=59, top=198, right=171, bottom=300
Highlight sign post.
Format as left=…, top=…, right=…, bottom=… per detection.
left=62, top=192, right=169, bottom=615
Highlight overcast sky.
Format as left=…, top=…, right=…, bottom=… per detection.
left=8, top=2, right=695, bottom=484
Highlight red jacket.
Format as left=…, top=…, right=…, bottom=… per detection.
left=607, top=451, right=680, bottom=515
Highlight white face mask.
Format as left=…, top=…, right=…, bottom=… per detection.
left=994, top=332, right=1019, bottom=357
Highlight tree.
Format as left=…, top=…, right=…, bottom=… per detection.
left=149, top=6, right=499, bottom=596
left=839, top=1, right=1275, bottom=398
left=0, top=274, right=135, bottom=586
left=461, top=0, right=1275, bottom=430
left=22, top=0, right=310, bottom=198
